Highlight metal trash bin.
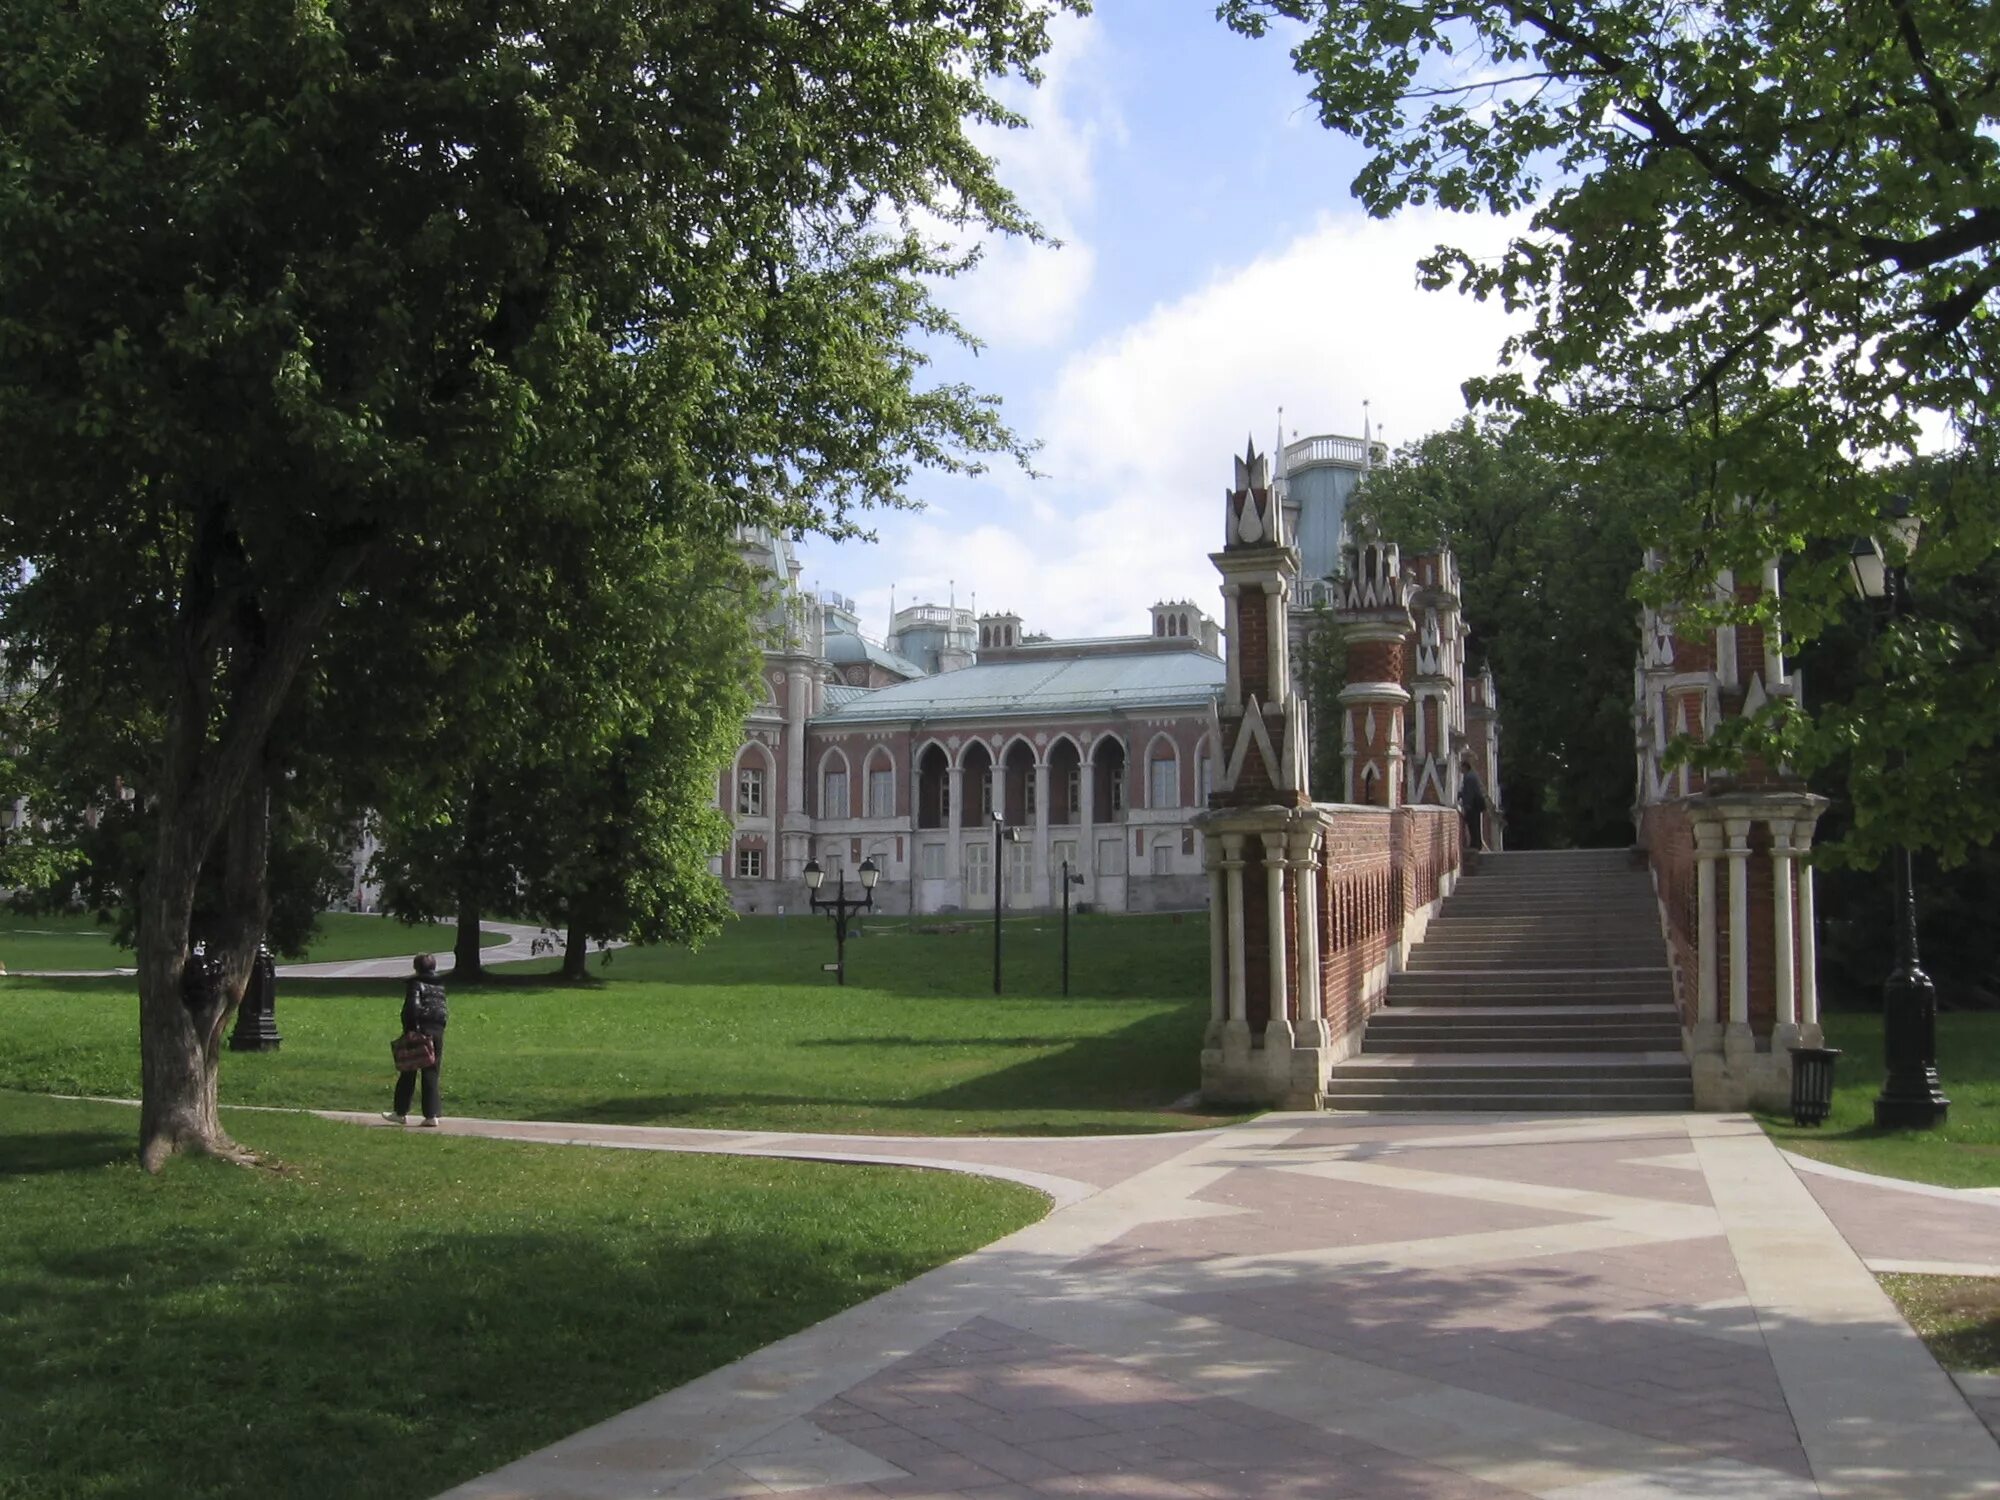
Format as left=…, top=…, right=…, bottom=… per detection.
left=1789, top=1046, right=1840, bottom=1127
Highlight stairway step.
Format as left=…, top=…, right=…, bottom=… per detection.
left=1364, top=1037, right=1679, bottom=1054
left=1324, top=1092, right=1693, bottom=1113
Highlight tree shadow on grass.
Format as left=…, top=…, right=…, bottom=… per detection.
left=565, top=1006, right=1209, bottom=1132
left=0, top=1128, right=130, bottom=1175
left=4, top=1175, right=1029, bottom=1500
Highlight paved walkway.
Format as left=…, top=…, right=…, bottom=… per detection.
left=12, top=918, right=563, bottom=980
left=321, top=1109, right=2000, bottom=1500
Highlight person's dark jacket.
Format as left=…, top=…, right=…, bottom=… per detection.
left=402, top=977, right=448, bottom=1036
left=1457, top=770, right=1487, bottom=816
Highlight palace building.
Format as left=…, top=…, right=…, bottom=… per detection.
left=718, top=429, right=1392, bottom=916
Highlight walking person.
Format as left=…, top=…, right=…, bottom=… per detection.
left=384, top=953, right=448, bottom=1127
left=1457, top=756, right=1488, bottom=853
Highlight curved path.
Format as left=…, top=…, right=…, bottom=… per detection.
left=11, top=919, right=572, bottom=981
left=319, top=1107, right=2000, bottom=1500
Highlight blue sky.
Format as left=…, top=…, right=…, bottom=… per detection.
left=794, top=2, right=1526, bottom=642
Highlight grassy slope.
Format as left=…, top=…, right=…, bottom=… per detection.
left=0, top=1091, right=1045, bottom=1500
left=0, top=912, right=1231, bottom=1135
left=1759, top=1012, right=2000, bottom=1188
left=0, top=912, right=502, bottom=972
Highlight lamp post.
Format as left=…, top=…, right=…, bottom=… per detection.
left=1847, top=508, right=1949, bottom=1129
left=993, top=814, right=1025, bottom=995
left=1060, top=860, right=1085, bottom=996
left=803, top=855, right=878, bottom=986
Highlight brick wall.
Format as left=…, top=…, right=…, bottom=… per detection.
left=1308, top=806, right=1459, bottom=1049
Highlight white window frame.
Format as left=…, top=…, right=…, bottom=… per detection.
left=963, top=840, right=991, bottom=898
left=1149, top=755, right=1179, bottom=810
left=822, top=768, right=848, bottom=820
left=737, top=765, right=765, bottom=817
left=735, top=845, right=763, bottom=879
left=920, top=842, right=945, bottom=879
left=867, top=766, right=895, bottom=819
left=1007, top=841, right=1033, bottom=895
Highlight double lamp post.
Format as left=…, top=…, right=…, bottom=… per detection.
left=803, top=854, right=878, bottom=986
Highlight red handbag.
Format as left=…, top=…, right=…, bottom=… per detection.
left=391, top=1031, right=437, bottom=1071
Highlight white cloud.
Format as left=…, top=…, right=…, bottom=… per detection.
left=817, top=207, right=1529, bottom=646
left=933, top=9, right=1117, bottom=350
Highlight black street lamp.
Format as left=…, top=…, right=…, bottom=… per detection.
left=804, top=854, right=879, bottom=986
left=993, top=814, right=1025, bottom=995
left=1847, top=508, right=1949, bottom=1129
left=1060, top=859, right=1085, bottom=997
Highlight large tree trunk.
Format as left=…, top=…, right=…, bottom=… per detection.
left=135, top=517, right=370, bottom=1173
left=562, top=920, right=589, bottom=981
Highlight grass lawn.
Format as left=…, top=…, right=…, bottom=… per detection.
left=1878, top=1274, right=2000, bottom=1375
left=0, top=1090, right=1044, bottom=1500
left=0, top=911, right=1234, bottom=1135
left=1758, top=1011, right=2000, bottom=1188
left=0, top=911, right=502, bottom=973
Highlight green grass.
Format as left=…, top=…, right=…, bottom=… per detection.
left=0, top=1090, right=1044, bottom=1500
left=1879, top=1274, right=2000, bottom=1374
left=0, top=912, right=502, bottom=973
left=0, top=912, right=1233, bottom=1135
left=1760, top=1012, right=2000, bottom=1188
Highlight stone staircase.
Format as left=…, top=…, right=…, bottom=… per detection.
left=1325, top=848, right=1693, bottom=1112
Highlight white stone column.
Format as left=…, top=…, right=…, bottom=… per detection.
left=1265, top=585, right=1290, bottom=702
left=1079, top=754, right=1096, bottom=886
left=1032, top=759, right=1051, bottom=907
left=989, top=762, right=1008, bottom=903
left=1289, top=825, right=1326, bottom=1049
left=1796, top=822, right=1822, bottom=1042
left=1221, top=833, right=1250, bottom=1062
left=1768, top=815, right=1798, bottom=1034
left=1204, top=839, right=1227, bottom=1045
left=945, top=766, right=963, bottom=881
left=1693, top=820, right=1722, bottom=1028
left=1260, top=831, right=1293, bottom=1051
left=1725, top=816, right=1753, bottom=1030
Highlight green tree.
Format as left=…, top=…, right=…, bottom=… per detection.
left=1351, top=416, right=1651, bottom=849
left=1224, top=0, right=2000, bottom=857
left=0, top=0, right=1076, bottom=1171
left=369, top=524, right=758, bottom=982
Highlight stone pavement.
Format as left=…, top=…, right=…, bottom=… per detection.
left=361, top=1111, right=2000, bottom=1500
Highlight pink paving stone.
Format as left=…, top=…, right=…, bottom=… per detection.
left=1798, top=1170, right=2000, bottom=1266
left=1365, top=1134, right=1716, bottom=1208
left=1074, top=1166, right=1599, bottom=1265
left=1165, top=1246, right=1809, bottom=1478
left=782, top=1316, right=1538, bottom=1500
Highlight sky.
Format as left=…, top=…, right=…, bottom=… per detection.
left=793, top=1, right=1527, bottom=644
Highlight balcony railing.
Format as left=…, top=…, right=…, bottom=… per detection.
left=1284, top=434, right=1383, bottom=471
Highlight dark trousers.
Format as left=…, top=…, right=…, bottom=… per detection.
left=393, top=1031, right=444, bottom=1119
left=1461, top=808, right=1485, bottom=851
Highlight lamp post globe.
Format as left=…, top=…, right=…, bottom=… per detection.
left=803, top=858, right=825, bottom=891
left=859, top=856, right=880, bottom=890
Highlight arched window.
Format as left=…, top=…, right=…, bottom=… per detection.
left=818, top=750, right=850, bottom=820
left=1147, top=736, right=1180, bottom=809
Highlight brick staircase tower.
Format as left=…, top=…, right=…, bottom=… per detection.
left=1327, top=849, right=1694, bottom=1110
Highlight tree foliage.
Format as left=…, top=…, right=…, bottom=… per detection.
left=1351, top=416, right=1650, bottom=849
left=0, top=0, right=1079, bottom=1169
left=1225, top=0, right=2000, bottom=861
